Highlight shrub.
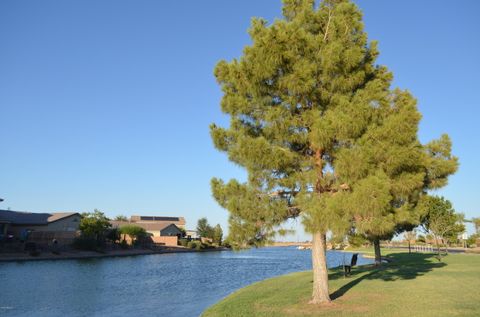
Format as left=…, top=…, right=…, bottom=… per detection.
left=466, top=234, right=479, bottom=248
left=179, top=238, right=189, bottom=247
left=187, top=240, right=207, bottom=250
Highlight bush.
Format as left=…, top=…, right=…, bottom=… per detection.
left=179, top=238, right=189, bottom=247
left=466, top=234, right=479, bottom=248
left=187, top=240, right=206, bottom=250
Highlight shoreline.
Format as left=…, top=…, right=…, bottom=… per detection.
left=0, top=246, right=230, bottom=263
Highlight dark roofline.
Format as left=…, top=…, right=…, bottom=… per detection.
left=0, top=210, right=80, bottom=225
left=160, top=223, right=180, bottom=231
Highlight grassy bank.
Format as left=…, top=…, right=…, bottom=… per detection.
left=202, top=249, right=480, bottom=317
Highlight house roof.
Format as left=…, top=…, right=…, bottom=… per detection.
left=0, top=210, right=79, bottom=225
left=130, top=215, right=185, bottom=225
left=110, top=220, right=181, bottom=232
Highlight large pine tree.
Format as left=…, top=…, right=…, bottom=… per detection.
left=210, top=0, right=456, bottom=304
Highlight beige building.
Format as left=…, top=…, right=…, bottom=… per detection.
left=130, top=215, right=185, bottom=229
left=110, top=215, right=185, bottom=246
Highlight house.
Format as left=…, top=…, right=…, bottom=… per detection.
left=185, top=230, right=198, bottom=239
left=110, top=215, right=185, bottom=246
left=0, top=209, right=81, bottom=244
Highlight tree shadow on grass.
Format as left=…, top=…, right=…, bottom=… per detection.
left=330, top=253, right=446, bottom=300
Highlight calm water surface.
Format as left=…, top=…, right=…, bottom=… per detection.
left=0, top=247, right=372, bottom=317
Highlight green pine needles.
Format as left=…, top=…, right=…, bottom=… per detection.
left=210, top=0, right=457, bottom=304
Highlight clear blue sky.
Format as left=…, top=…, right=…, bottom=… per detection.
left=1, top=1, right=479, bottom=238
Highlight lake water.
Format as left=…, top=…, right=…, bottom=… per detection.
left=0, top=247, right=372, bottom=317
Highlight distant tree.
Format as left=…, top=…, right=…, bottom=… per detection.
left=79, top=210, right=112, bottom=243
left=213, top=224, right=223, bottom=245
left=114, top=215, right=128, bottom=221
left=466, top=233, right=479, bottom=248
left=472, top=217, right=480, bottom=234
left=178, top=227, right=186, bottom=238
left=119, top=225, right=148, bottom=245
left=403, top=230, right=417, bottom=254
left=197, top=218, right=213, bottom=238
left=419, top=196, right=465, bottom=259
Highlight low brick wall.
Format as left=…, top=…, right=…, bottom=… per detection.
left=152, top=236, right=178, bottom=246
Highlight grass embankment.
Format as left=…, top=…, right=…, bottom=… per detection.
left=202, top=249, right=480, bottom=317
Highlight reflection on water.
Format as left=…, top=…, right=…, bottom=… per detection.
left=0, top=247, right=372, bottom=317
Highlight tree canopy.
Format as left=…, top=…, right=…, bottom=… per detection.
left=211, top=0, right=457, bottom=303
left=472, top=217, right=480, bottom=234
left=213, top=224, right=223, bottom=245
left=419, top=196, right=465, bottom=257
left=197, top=217, right=213, bottom=238
left=79, top=209, right=111, bottom=240
left=119, top=225, right=149, bottom=244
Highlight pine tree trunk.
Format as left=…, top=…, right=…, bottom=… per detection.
left=309, top=232, right=331, bottom=304
left=373, top=238, right=382, bottom=266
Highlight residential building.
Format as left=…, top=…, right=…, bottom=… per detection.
left=110, top=215, right=185, bottom=246
left=185, top=230, right=198, bottom=239
left=0, top=209, right=81, bottom=244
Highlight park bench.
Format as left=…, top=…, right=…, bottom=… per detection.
left=344, top=253, right=358, bottom=276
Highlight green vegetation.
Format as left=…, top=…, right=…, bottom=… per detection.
left=212, top=224, right=223, bottom=245
left=209, top=0, right=457, bottom=303
left=74, top=210, right=112, bottom=250
left=419, top=196, right=465, bottom=258
left=79, top=209, right=111, bottom=239
left=466, top=234, right=479, bottom=248
left=119, top=224, right=149, bottom=245
left=197, top=217, right=224, bottom=245
left=187, top=240, right=206, bottom=250
left=197, top=217, right=213, bottom=238
left=114, top=215, right=128, bottom=221
left=203, top=251, right=480, bottom=317
left=472, top=217, right=480, bottom=234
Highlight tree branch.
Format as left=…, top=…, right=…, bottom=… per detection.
left=323, top=8, right=332, bottom=41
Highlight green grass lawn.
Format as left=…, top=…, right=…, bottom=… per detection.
left=202, top=249, right=480, bottom=317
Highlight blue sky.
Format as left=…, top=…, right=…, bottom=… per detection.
left=1, top=0, right=479, bottom=239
